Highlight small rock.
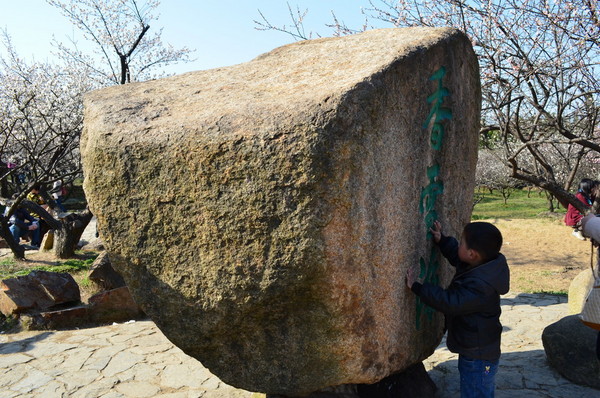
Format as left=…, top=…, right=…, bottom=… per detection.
left=25, top=306, right=90, bottom=330
left=542, top=314, right=600, bottom=389
left=81, top=238, right=105, bottom=251
left=356, top=363, right=436, bottom=398
left=0, top=271, right=80, bottom=316
left=568, top=269, right=595, bottom=315
left=41, top=230, right=54, bottom=251
left=88, top=251, right=124, bottom=290
left=88, top=286, right=144, bottom=323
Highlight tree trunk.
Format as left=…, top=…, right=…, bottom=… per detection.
left=0, top=217, right=25, bottom=260
left=546, top=192, right=555, bottom=212
left=53, top=209, right=93, bottom=259
left=0, top=163, right=11, bottom=198
left=8, top=200, right=94, bottom=259
left=500, top=187, right=511, bottom=204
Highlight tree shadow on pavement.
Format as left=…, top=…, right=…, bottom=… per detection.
left=0, top=331, right=53, bottom=355
left=501, top=293, right=567, bottom=307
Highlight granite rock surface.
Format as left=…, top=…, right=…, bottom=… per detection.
left=81, top=27, right=480, bottom=395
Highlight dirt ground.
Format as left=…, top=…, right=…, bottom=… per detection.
left=2, top=216, right=592, bottom=295
left=483, top=216, right=592, bottom=293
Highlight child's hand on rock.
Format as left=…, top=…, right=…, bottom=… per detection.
left=430, top=220, right=442, bottom=243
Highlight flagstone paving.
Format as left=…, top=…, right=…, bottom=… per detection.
left=1, top=292, right=599, bottom=397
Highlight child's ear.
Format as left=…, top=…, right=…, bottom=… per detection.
left=469, top=249, right=483, bottom=263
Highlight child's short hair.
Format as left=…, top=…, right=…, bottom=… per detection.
left=462, top=222, right=502, bottom=262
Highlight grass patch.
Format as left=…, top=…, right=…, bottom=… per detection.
left=0, top=257, right=21, bottom=279
left=0, top=314, right=20, bottom=333
left=78, top=275, right=93, bottom=288
left=0, top=254, right=98, bottom=280
left=472, top=188, right=566, bottom=219
left=512, top=273, right=569, bottom=296
left=529, top=290, right=568, bottom=296
left=0, top=257, right=16, bottom=267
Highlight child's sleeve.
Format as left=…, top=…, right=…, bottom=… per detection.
left=437, top=235, right=461, bottom=268
left=412, top=279, right=491, bottom=316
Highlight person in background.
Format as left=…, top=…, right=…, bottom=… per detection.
left=51, top=179, right=67, bottom=213
left=26, top=184, right=49, bottom=246
left=26, top=184, right=48, bottom=212
left=565, top=178, right=596, bottom=240
left=8, top=206, right=40, bottom=249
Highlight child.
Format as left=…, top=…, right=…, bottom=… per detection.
left=406, top=221, right=510, bottom=398
left=565, top=178, right=596, bottom=240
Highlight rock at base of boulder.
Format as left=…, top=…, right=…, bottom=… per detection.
left=356, top=363, right=436, bottom=398
left=22, top=306, right=90, bottom=330
left=81, top=238, right=105, bottom=252
left=88, top=286, right=144, bottom=323
left=267, top=385, right=357, bottom=398
left=0, top=270, right=80, bottom=316
left=16, top=287, right=146, bottom=330
left=265, top=363, right=436, bottom=398
left=88, top=251, right=125, bottom=290
left=542, top=314, right=600, bottom=389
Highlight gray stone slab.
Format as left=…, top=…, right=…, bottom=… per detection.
left=129, top=342, right=173, bottom=355
left=9, top=366, right=54, bottom=394
left=83, top=355, right=111, bottom=371
left=114, top=380, right=161, bottom=398
left=161, top=362, right=213, bottom=389
left=57, top=369, right=102, bottom=391
left=69, top=376, right=119, bottom=398
left=30, top=380, right=68, bottom=396
left=98, top=392, right=125, bottom=398
left=0, top=352, right=32, bottom=367
left=60, top=347, right=94, bottom=371
left=124, top=363, right=160, bottom=383
left=102, top=351, right=145, bottom=377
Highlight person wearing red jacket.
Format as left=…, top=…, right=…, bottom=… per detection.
left=565, top=178, right=596, bottom=240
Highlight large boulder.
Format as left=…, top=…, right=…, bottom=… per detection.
left=81, top=27, right=480, bottom=395
left=542, top=315, right=600, bottom=389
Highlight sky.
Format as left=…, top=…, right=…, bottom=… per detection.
left=0, top=0, right=385, bottom=75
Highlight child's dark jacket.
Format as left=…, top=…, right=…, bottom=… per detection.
left=411, top=235, right=510, bottom=361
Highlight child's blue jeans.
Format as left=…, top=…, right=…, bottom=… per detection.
left=458, top=355, right=499, bottom=398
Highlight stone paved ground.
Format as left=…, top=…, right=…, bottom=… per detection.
left=1, top=291, right=599, bottom=397
left=0, top=320, right=253, bottom=398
